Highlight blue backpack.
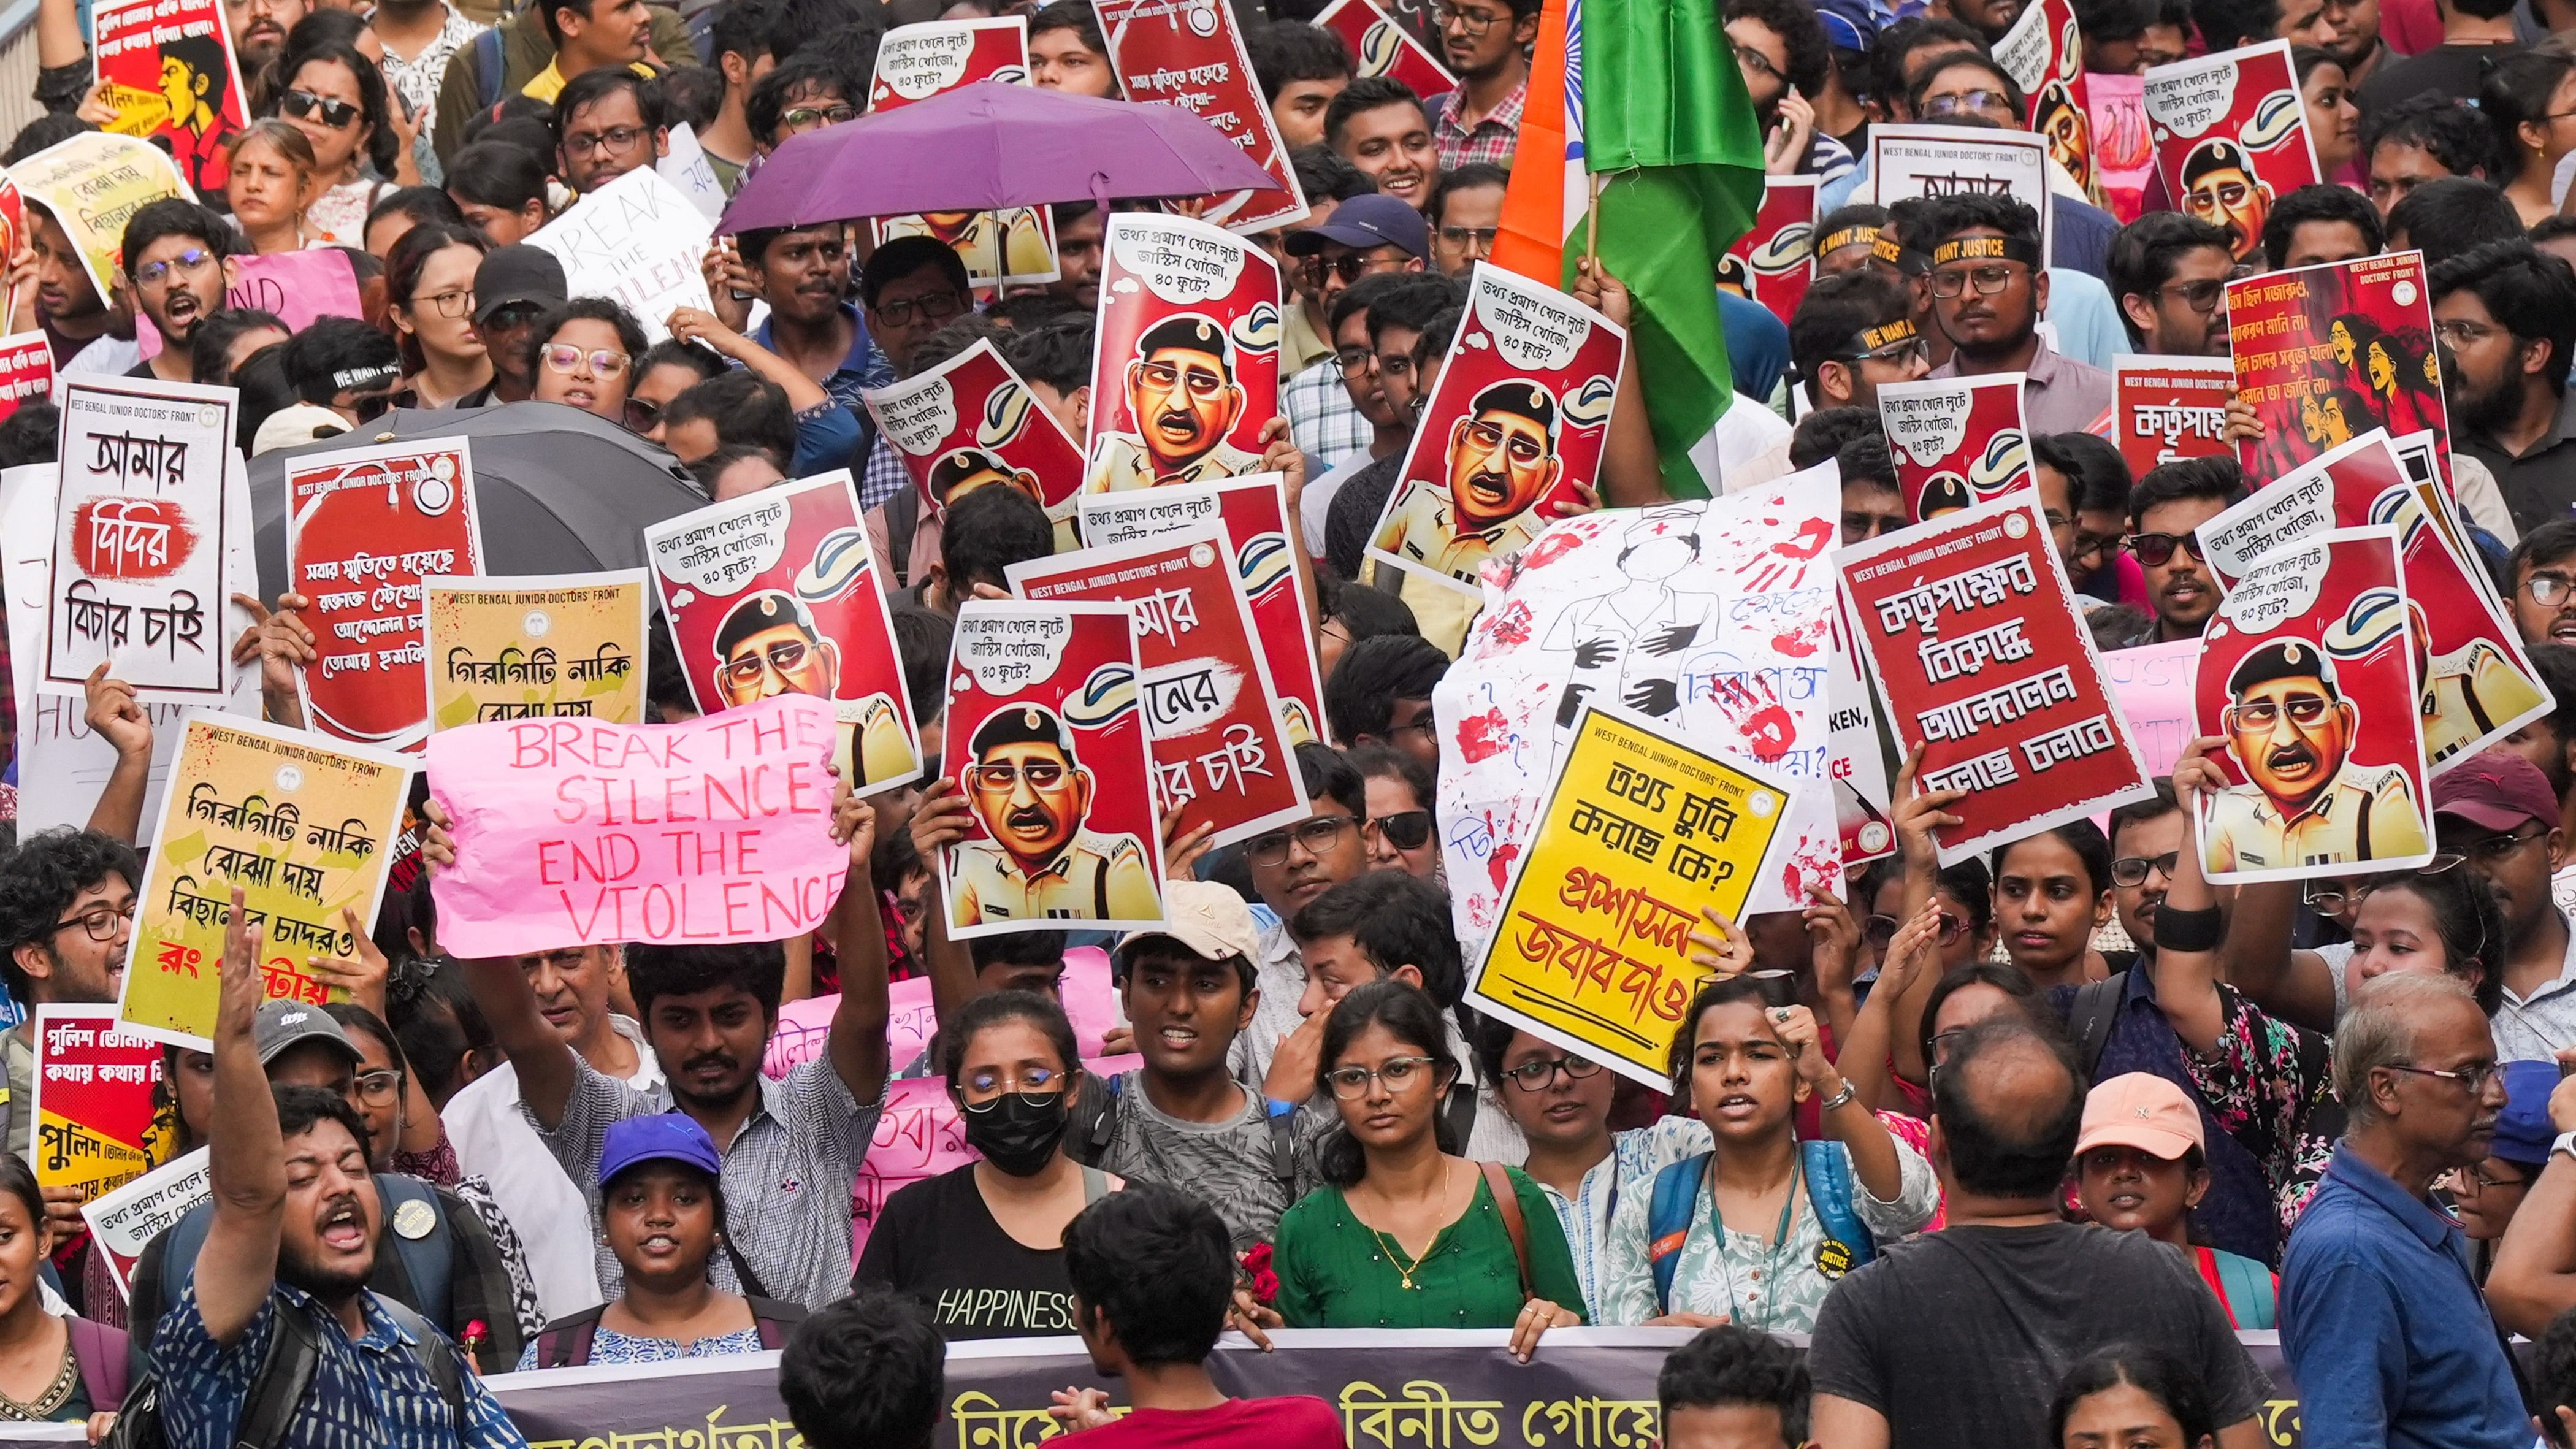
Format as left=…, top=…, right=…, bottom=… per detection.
left=1646, top=1143, right=1875, bottom=1315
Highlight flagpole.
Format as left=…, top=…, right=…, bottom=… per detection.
left=1584, top=174, right=1603, bottom=264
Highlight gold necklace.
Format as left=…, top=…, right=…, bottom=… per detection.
left=1356, top=1163, right=1448, bottom=1291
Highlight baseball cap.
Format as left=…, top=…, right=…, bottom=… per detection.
left=472, top=244, right=570, bottom=326
left=1285, top=194, right=1431, bottom=260
left=599, top=1114, right=725, bottom=1187
left=2432, top=749, right=2560, bottom=836
left=2492, top=1060, right=2561, bottom=1170
left=250, top=403, right=351, bottom=457
left=254, top=1000, right=363, bottom=1068
left=1116, top=880, right=1261, bottom=966
left=1816, top=0, right=1875, bottom=52
left=2074, top=1072, right=2206, bottom=1161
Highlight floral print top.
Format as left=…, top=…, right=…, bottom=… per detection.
left=2173, top=979, right=2337, bottom=1238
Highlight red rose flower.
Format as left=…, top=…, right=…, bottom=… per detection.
left=1240, top=1243, right=1280, bottom=1306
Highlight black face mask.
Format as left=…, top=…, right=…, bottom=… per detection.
left=964, top=1090, right=1071, bottom=1176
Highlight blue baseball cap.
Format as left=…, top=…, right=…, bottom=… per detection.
left=1285, top=194, right=1432, bottom=260
left=599, top=1114, right=723, bottom=1187
left=1817, top=0, right=1878, bottom=52
left=2492, top=1060, right=2561, bottom=1171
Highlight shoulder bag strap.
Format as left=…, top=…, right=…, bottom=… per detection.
left=235, top=1298, right=324, bottom=1449
left=1476, top=1161, right=1532, bottom=1304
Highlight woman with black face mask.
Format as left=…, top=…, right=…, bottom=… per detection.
left=852, top=990, right=1120, bottom=1339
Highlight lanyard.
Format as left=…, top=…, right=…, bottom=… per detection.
left=1709, top=1153, right=1800, bottom=1333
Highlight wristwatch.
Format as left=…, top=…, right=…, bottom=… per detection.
left=2553, top=1130, right=2576, bottom=1163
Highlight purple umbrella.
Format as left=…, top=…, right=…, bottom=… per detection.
left=717, top=81, right=1290, bottom=234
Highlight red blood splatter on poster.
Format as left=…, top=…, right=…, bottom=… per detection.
left=1456, top=708, right=1510, bottom=762
left=1488, top=841, right=1520, bottom=893
left=1770, top=516, right=1835, bottom=559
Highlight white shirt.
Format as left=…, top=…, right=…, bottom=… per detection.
left=1532, top=1116, right=1714, bottom=1317
left=63, top=334, right=140, bottom=378
left=443, top=1014, right=663, bottom=1321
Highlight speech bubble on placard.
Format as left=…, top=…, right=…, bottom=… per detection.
left=649, top=509, right=787, bottom=597
left=2152, top=58, right=2236, bottom=139
left=2218, top=542, right=2326, bottom=633
left=882, top=29, right=978, bottom=99
left=1113, top=222, right=1247, bottom=305
left=874, top=377, right=957, bottom=457
left=1477, top=285, right=1584, bottom=371
left=957, top=610, right=1073, bottom=692
left=1882, top=385, right=1974, bottom=466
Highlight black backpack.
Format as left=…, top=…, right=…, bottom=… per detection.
left=102, top=1294, right=463, bottom=1449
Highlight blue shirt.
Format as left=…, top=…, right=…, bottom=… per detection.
left=155, top=1281, right=526, bottom=1449
left=752, top=300, right=893, bottom=413
left=2280, top=1144, right=2528, bottom=1449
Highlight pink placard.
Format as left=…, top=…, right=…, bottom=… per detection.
left=2099, top=639, right=2198, bottom=781
left=138, top=248, right=364, bottom=359
left=763, top=946, right=1123, bottom=1077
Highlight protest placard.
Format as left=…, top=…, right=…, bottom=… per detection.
left=1076, top=472, right=1324, bottom=745
left=425, top=694, right=847, bottom=956
left=1468, top=703, right=1797, bottom=1088
left=29, top=1006, right=164, bottom=1198
left=1367, top=262, right=1624, bottom=596
left=1826, top=595, right=1895, bottom=865
left=1093, top=0, right=1306, bottom=233
left=2090, top=72, right=2155, bottom=220
left=2100, top=639, right=2200, bottom=778
left=0, top=333, right=50, bottom=424
left=1009, top=525, right=1309, bottom=848
left=9, top=131, right=192, bottom=300
left=81, top=1145, right=207, bottom=1295
left=140, top=247, right=365, bottom=361
left=2194, top=526, right=2431, bottom=881
left=865, top=18, right=1059, bottom=288
left=1874, top=373, right=2033, bottom=522
left=286, top=437, right=481, bottom=752
left=43, top=375, right=241, bottom=703
left=424, top=571, right=650, bottom=732
left=118, top=714, right=412, bottom=1047
left=1312, top=0, right=1454, bottom=100
left=2113, top=356, right=2236, bottom=476
left=0, top=175, right=23, bottom=325
left=90, top=0, right=246, bottom=194
left=644, top=471, right=920, bottom=797
left=2228, top=249, right=2445, bottom=490
left=1994, top=0, right=2093, bottom=191
left=863, top=337, right=1085, bottom=547
left=526, top=167, right=715, bottom=345
left=2144, top=40, right=2319, bottom=264
left=942, top=600, right=1165, bottom=936
left=1839, top=491, right=2154, bottom=863
left=656, top=123, right=727, bottom=223
left=1722, top=177, right=1816, bottom=328
left=764, top=948, right=1123, bottom=1077
left=1869, top=124, right=2054, bottom=264
left=1084, top=215, right=1283, bottom=491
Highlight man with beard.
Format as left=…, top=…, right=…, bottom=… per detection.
left=120, top=200, right=237, bottom=383
left=2180, top=139, right=2274, bottom=266
left=1427, top=0, right=1534, bottom=170
left=1087, top=313, right=1264, bottom=490
left=2435, top=239, right=2576, bottom=532
left=153, top=902, right=522, bottom=1449
left=1370, top=378, right=1566, bottom=587
left=29, top=201, right=121, bottom=374
left=1917, top=194, right=2113, bottom=433
left=948, top=703, right=1159, bottom=927
left=712, top=590, right=911, bottom=791
left=2201, top=637, right=2429, bottom=874
left=2107, top=212, right=2236, bottom=358
left=223, top=0, right=307, bottom=81
left=2112, top=457, right=2245, bottom=648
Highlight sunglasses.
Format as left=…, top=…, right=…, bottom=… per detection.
left=1298, top=253, right=1402, bottom=285
left=2123, top=532, right=2207, bottom=566
left=282, top=88, right=361, bottom=129
left=1862, top=911, right=1971, bottom=948
left=624, top=396, right=662, bottom=431
left=1370, top=809, right=1432, bottom=851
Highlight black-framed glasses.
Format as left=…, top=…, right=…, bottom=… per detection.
left=1500, top=1054, right=1604, bottom=1092
left=2123, top=532, right=2207, bottom=566
left=50, top=903, right=134, bottom=942
left=2155, top=277, right=2230, bottom=313
left=542, top=344, right=630, bottom=376
left=1325, top=1055, right=1445, bottom=1098
left=2450, top=1163, right=2531, bottom=1193
left=2383, top=1060, right=2502, bottom=1093
left=1731, top=41, right=1783, bottom=82
left=781, top=104, right=857, bottom=131
left=1434, top=2, right=1505, bottom=32
left=1248, top=814, right=1358, bottom=868
left=2523, top=572, right=2576, bottom=608
left=1835, top=336, right=1929, bottom=367
left=281, top=88, right=360, bottom=128
left=134, top=247, right=215, bottom=288
left=872, top=291, right=966, bottom=328
left=1928, top=263, right=2020, bottom=299
left=724, top=638, right=814, bottom=686
left=2111, top=852, right=2179, bottom=887
left=1371, top=809, right=1432, bottom=851
left=353, top=1069, right=402, bottom=1105
left=1335, top=347, right=1377, bottom=377
left=1862, top=911, right=1970, bottom=949
left=564, top=124, right=649, bottom=158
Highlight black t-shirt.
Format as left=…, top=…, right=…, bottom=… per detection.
left=2356, top=42, right=2512, bottom=112
left=1808, top=1223, right=2266, bottom=1449
left=850, top=1163, right=1082, bottom=1340
left=1324, top=453, right=1405, bottom=582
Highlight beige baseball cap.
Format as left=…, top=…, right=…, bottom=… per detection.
left=1117, top=880, right=1261, bottom=964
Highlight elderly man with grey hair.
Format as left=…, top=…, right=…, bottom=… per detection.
left=2281, top=972, right=2527, bottom=1449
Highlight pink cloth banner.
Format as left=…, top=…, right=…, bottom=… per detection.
left=764, top=946, right=1122, bottom=1078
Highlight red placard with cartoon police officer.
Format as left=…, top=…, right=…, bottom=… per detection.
left=866, top=18, right=1059, bottom=288
left=2142, top=40, right=2321, bottom=264
left=1722, top=176, right=1816, bottom=328
left=1084, top=214, right=1283, bottom=492
left=1874, top=372, right=2034, bottom=522
left=1995, top=0, right=2093, bottom=192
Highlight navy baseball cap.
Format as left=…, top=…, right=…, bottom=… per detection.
left=1817, top=0, right=1875, bottom=51
left=1286, top=194, right=1431, bottom=259
left=2493, top=1060, right=2561, bottom=1170
left=599, top=1114, right=724, bottom=1186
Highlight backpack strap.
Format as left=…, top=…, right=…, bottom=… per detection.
left=1079, top=1165, right=1112, bottom=1204
left=471, top=26, right=505, bottom=111
left=373, top=1176, right=455, bottom=1334
left=233, top=1298, right=324, bottom=1449
left=1646, top=1154, right=1710, bottom=1317
left=1475, top=1161, right=1531, bottom=1304
left=1441, top=1079, right=1477, bottom=1153
left=1264, top=1099, right=1297, bottom=1190
left=2068, top=972, right=2127, bottom=1082
left=375, top=1296, right=465, bottom=1426
left=745, top=1296, right=809, bottom=1350
left=1798, top=1139, right=1876, bottom=1271
left=65, top=1317, right=128, bottom=1409
left=2209, top=1248, right=2279, bottom=1331
left=532, top=1306, right=608, bottom=1370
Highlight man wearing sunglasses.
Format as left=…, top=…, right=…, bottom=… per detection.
left=2111, top=456, right=2246, bottom=647
left=711, top=590, right=910, bottom=791
left=1281, top=196, right=1429, bottom=467
left=949, top=703, right=1159, bottom=928
left=118, top=199, right=239, bottom=384
left=2203, top=637, right=2429, bottom=876
left=2180, top=138, right=2276, bottom=266
left=2106, top=212, right=2236, bottom=359
left=1090, top=312, right=1263, bottom=491
left=1916, top=194, right=2114, bottom=434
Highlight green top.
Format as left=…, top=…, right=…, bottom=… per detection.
left=1271, top=1166, right=1589, bottom=1329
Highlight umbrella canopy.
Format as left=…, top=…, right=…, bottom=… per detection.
left=717, top=82, right=1287, bottom=234
left=251, top=401, right=709, bottom=600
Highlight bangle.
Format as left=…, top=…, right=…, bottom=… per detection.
left=1817, top=1080, right=1858, bottom=1112
left=2156, top=903, right=2224, bottom=953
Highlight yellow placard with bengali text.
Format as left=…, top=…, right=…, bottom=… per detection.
left=1467, top=704, right=1797, bottom=1088
left=423, top=572, right=650, bottom=732
left=115, top=714, right=411, bottom=1047
left=7, top=131, right=191, bottom=302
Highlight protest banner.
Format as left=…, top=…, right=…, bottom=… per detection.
left=1469, top=703, right=1797, bottom=1088
left=118, top=714, right=412, bottom=1047
left=140, top=247, right=365, bottom=361
left=42, top=375, right=242, bottom=703
left=1994, top=0, right=2092, bottom=191
left=655, top=123, right=727, bottom=223
left=2143, top=40, right=2319, bottom=264
left=423, top=571, right=651, bottom=731
left=2227, top=250, right=2445, bottom=490
left=2101, top=639, right=2200, bottom=779
left=1009, top=525, right=1309, bottom=848
left=1085, top=214, right=1283, bottom=491
left=1313, top=0, right=1454, bottom=100
left=1367, top=262, right=1624, bottom=596
left=1840, top=491, right=2154, bottom=864
left=644, top=470, right=921, bottom=797
left=79, top=1145, right=206, bottom=1295
left=2113, top=355, right=2236, bottom=476
left=942, top=600, right=1166, bottom=937
left=866, top=18, right=1059, bottom=288
left=526, top=167, right=715, bottom=345
left=2194, top=430, right=2546, bottom=771
left=8, top=131, right=192, bottom=300
left=1868, top=124, right=2054, bottom=264
left=90, top=0, right=247, bottom=195
left=2089, top=72, right=2155, bottom=221
left=1436, top=468, right=1852, bottom=939
left=2194, top=526, right=2431, bottom=882
left=1826, top=596, right=1895, bottom=865
left=0, top=332, right=50, bottom=424
left=1076, top=472, right=1324, bottom=744
left=1721, top=177, right=1816, bottom=328
left=425, top=694, right=848, bottom=957
left=28, top=1006, right=164, bottom=1198
left=863, top=336, right=1085, bottom=547
left=1874, top=372, right=2033, bottom=521
left=765, top=947, right=1123, bottom=1077
left=1093, top=0, right=1307, bottom=233
left=286, top=437, right=482, bottom=752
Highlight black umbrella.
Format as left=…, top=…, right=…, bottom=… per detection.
left=250, top=401, right=709, bottom=600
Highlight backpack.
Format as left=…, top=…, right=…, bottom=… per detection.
left=526, top=1296, right=806, bottom=1369
left=101, top=1294, right=462, bottom=1449
left=2067, top=971, right=2127, bottom=1081
left=469, top=27, right=507, bottom=113
left=1646, top=1144, right=1877, bottom=1316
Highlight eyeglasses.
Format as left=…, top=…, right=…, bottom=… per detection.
left=1461, top=418, right=1546, bottom=464
left=2071, top=530, right=2119, bottom=564
left=49, top=903, right=134, bottom=942
left=1299, top=253, right=1404, bottom=286
left=1862, top=911, right=1970, bottom=949
left=1434, top=2, right=1505, bottom=32
left=1326, top=1055, right=1445, bottom=1098
left=1922, top=90, right=2012, bottom=117
left=1370, top=809, right=1433, bottom=851
left=2383, top=1060, right=2502, bottom=1094
left=564, top=124, right=650, bottom=158
left=2523, top=572, right=2576, bottom=608
left=1439, top=226, right=1499, bottom=252
left=2456, top=825, right=2550, bottom=862
left=1334, top=347, right=1378, bottom=377
left=2154, top=277, right=2230, bottom=313
left=1137, top=359, right=1227, bottom=398
left=2450, top=1163, right=2531, bottom=1193
left=2110, top=852, right=2179, bottom=887
left=781, top=104, right=857, bottom=130
left=872, top=291, right=966, bottom=328
left=353, top=1069, right=402, bottom=1106
left=723, top=638, right=815, bottom=686
left=1928, top=263, right=2020, bottom=299
left=2435, top=318, right=2505, bottom=348
left=961, top=1068, right=1063, bottom=1103
left=2123, top=532, right=2207, bottom=566
left=134, top=247, right=216, bottom=288
left=1835, top=337, right=1929, bottom=367
left=967, top=759, right=1068, bottom=791
left=1500, top=1054, right=1604, bottom=1092
left=1247, top=814, right=1359, bottom=868
left=281, top=88, right=361, bottom=128
left=624, top=396, right=662, bottom=431
left=541, top=344, right=631, bottom=376
left=411, top=288, right=475, bottom=319
left=1732, top=42, right=1784, bottom=82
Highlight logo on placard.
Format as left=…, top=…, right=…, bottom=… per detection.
left=415, top=456, right=459, bottom=516
left=523, top=610, right=552, bottom=638
left=275, top=765, right=303, bottom=792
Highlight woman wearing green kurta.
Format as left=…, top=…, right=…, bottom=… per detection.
left=1268, top=981, right=1584, bottom=1358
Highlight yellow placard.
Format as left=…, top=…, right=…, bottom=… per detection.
left=36, top=1114, right=148, bottom=1193
left=423, top=572, right=650, bottom=732
left=1467, top=705, right=1795, bottom=1087
left=117, top=715, right=411, bottom=1047
left=6, top=131, right=190, bottom=303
